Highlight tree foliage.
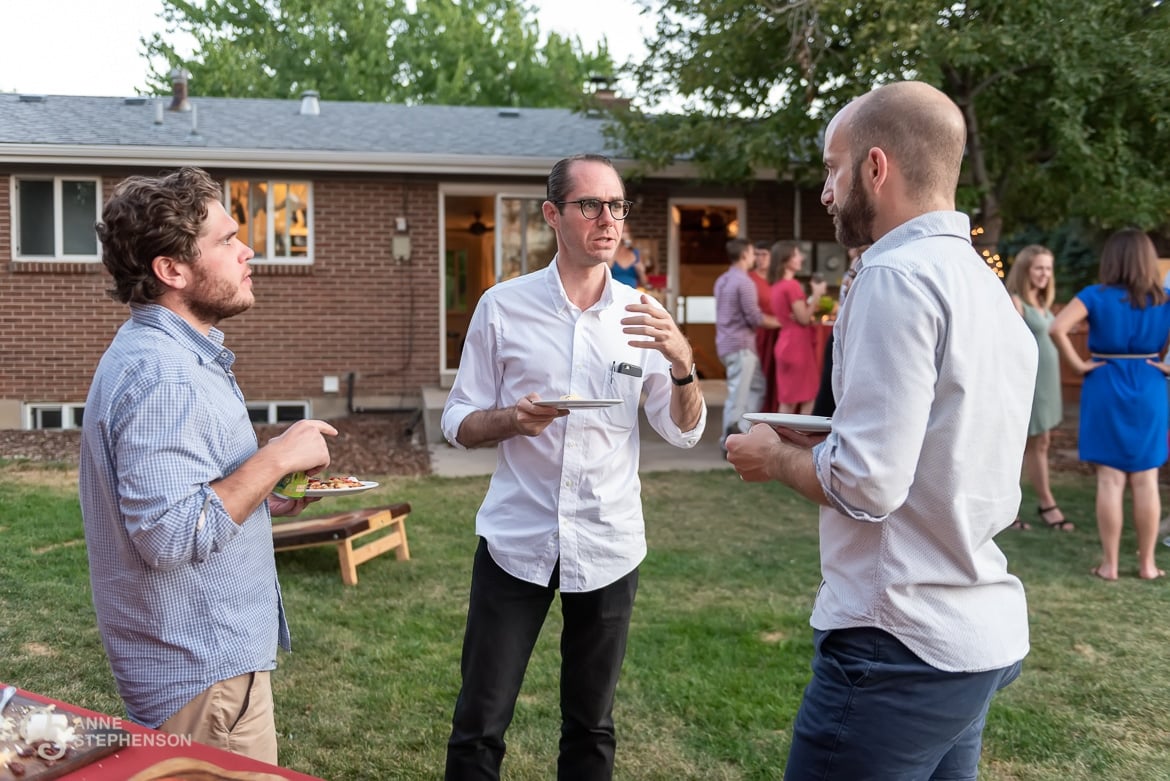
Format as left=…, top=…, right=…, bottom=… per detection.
left=613, top=0, right=1170, bottom=248
left=142, top=0, right=613, bottom=108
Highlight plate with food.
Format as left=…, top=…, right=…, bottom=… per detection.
left=533, top=397, right=623, bottom=410
left=303, top=475, right=379, bottom=497
left=274, top=475, right=378, bottom=498
left=742, top=413, right=832, bottom=433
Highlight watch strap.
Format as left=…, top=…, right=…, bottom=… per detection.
left=670, top=363, right=697, bottom=386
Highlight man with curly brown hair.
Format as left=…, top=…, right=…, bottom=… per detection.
left=79, top=167, right=336, bottom=763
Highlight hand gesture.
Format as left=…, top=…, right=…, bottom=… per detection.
left=622, top=294, right=693, bottom=370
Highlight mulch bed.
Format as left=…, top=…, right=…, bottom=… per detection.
left=256, top=414, right=431, bottom=476
left=0, top=413, right=432, bottom=477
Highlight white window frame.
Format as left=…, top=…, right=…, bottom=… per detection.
left=246, top=401, right=311, bottom=424
left=10, top=175, right=102, bottom=262
left=23, top=403, right=85, bottom=430
left=224, top=179, right=313, bottom=265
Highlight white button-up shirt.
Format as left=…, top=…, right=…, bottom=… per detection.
left=442, top=259, right=706, bottom=592
left=812, top=212, right=1037, bottom=672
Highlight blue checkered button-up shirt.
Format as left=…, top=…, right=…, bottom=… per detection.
left=79, top=303, right=290, bottom=728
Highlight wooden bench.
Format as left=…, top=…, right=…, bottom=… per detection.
left=271, top=503, right=411, bottom=585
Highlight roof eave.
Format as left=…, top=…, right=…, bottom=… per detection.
left=0, top=143, right=718, bottom=180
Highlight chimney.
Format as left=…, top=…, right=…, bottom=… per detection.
left=299, top=90, right=320, bottom=116
left=588, top=74, right=630, bottom=112
left=168, top=67, right=191, bottom=112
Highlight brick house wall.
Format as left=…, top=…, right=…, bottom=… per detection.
left=0, top=168, right=443, bottom=428
left=625, top=179, right=836, bottom=253
left=0, top=172, right=126, bottom=410
left=1, top=162, right=818, bottom=428
left=799, top=186, right=838, bottom=243
left=230, top=174, right=440, bottom=403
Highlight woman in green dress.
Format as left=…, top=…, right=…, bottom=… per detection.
left=1006, top=245, right=1072, bottom=530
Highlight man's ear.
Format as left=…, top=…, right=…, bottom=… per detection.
left=151, top=255, right=191, bottom=291
left=865, top=147, right=890, bottom=195
left=541, top=199, right=560, bottom=230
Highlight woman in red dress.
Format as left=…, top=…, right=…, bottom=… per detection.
left=751, top=241, right=780, bottom=413
left=769, top=243, right=827, bottom=414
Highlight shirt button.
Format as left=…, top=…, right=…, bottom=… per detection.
left=563, top=480, right=572, bottom=488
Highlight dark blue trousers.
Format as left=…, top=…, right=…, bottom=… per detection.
left=784, top=627, right=1021, bottom=781
left=445, top=538, right=638, bottom=781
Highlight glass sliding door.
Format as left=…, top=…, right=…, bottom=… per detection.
left=496, top=196, right=557, bottom=282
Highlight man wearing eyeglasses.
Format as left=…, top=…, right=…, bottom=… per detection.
left=442, top=153, right=706, bottom=780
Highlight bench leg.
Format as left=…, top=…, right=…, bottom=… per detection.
left=338, top=540, right=359, bottom=586
left=334, top=518, right=410, bottom=585
left=393, top=519, right=411, bottom=561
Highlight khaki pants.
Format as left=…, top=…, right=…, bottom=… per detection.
left=159, top=670, right=277, bottom=765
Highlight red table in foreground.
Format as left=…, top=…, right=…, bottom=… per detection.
left=1, top=686, right=324, bottom=781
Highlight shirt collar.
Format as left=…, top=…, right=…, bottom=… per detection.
left=544, top=255, right=615, bottom=315
left=129, top=302, right=233, bottom=369
left=867, top=211, right=972, bottom=258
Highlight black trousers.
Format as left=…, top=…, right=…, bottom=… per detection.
left=811, top=333, right=836, bottom=418
left=445, top=537, right=639, bottom=781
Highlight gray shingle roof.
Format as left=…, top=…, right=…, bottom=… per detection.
left=0, top=93, right=627, bottom=170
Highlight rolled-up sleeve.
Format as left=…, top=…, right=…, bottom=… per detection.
left=814, top=268, right=939, bottom=521
left=114, top=381, right=242, bottom=569
left=442, top=296, right=500, bottom=449
left=641, top=364, right=706, bottom=447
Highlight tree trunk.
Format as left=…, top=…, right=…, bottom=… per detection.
left=948, top=77, right=1003, bottom=273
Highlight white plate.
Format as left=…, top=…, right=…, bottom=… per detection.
left=533, top=398, right=623, bottom=409
left=305, top=480, right=379, bottom=497
left=276, top=480, right=379, bottom=498
left=742, top=413, right=832, bottom=433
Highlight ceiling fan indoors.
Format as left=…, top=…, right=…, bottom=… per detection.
left=467, top=211, right=494, bottom=236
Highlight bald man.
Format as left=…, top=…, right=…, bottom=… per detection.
left=727, top=81, right=1037, bottom=780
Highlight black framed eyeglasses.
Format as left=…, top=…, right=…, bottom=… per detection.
left=555, top=198, right=633, bottom=221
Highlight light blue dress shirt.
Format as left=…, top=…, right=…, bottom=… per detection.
left=812, top=212, right=1037, bottom=673
left=79, top=303, right=289, bottom=728
left=442, top=259, right=706, bottom=592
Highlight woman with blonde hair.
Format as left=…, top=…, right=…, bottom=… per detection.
left=1005, top=245, right=1070, bottom=531
left=1050, top=229, right=1170, bottom=580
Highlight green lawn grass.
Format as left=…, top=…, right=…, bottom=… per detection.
left=1, top=463, right=1168, bottom=780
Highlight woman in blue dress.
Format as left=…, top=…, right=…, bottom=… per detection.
left=1050, top=229, right=1170, bottom=580
left=609, top=232, right=650, bottom=290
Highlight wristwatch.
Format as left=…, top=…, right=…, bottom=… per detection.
left=670, top=363, right=697, bottom=386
